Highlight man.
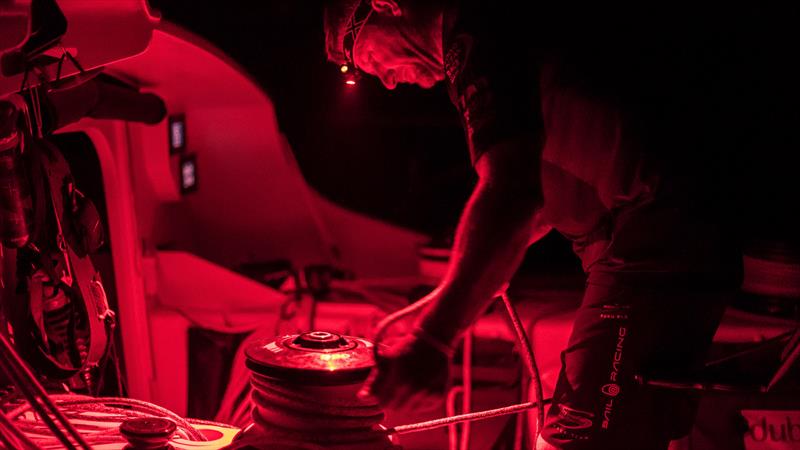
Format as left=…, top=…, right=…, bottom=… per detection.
left=325, top=2, right=744, bottom=449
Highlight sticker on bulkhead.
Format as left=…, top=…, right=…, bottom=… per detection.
left=741, top=410, right=800, bottom=450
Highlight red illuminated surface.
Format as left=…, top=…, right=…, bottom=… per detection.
left=25, top=9, right=795, bottom=450
left=319, top=352, right=352, bottom=371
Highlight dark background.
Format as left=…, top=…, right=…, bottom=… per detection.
left=148, top=0, right=474, bottom=239
left=145, top=0, right=583, bottom=271
left=144, top=2, right=800, bottom=271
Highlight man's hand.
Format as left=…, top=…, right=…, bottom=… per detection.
left=358, top=331, right=451, bottom=411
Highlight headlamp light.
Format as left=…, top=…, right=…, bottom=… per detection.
left=340, top=0, right=373, bottom=86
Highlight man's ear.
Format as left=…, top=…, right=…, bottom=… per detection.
left=371, top=0, right=402, bottom=17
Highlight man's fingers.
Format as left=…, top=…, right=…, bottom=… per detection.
left=358, top=336, right=449, bottom=412
left=359, top=365, right=415, bottom=410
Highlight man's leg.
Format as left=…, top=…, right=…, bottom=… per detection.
left=538, top=272, right=729, bottom=450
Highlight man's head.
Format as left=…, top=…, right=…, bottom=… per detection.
left=324, top=0, right=444, bottom=89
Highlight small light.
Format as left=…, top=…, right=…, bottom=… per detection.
left=345, top=79, right=356, bottom=86
left=340, top=64, right=349, bottom=74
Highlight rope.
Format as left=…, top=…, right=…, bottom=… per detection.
left=0, top=333, right=90, bottom=449
left=6, top=395, right=206, bottom=442
left=500, top=292, right=545, bottom=441
left=369, top=291, right=548, bottom=442
left=385, top=399, right=551, bottom=436
left=0, top=408, right=39, bottom=449
left=248, top=373, right=389, bottom=447
left=459, top=330, right=473, bottom=450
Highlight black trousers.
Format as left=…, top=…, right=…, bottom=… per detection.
left=540, top=271, right=733, bottom=450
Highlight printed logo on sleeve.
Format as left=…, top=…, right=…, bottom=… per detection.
left=601, top=326, right=627, bottom=429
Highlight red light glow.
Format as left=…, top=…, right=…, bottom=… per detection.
left=319, top=353, right=352, bottom=371
left=345, top=80, right=356, bottom=86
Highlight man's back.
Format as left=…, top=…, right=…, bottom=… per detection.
left=445, top=2, right=796, bottom=269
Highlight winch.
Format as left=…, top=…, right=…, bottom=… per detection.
left=231, top=331, right=399, bottom=450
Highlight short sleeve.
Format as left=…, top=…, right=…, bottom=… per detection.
left=444, top=24, right=543, bottom=165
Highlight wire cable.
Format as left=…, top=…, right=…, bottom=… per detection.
left=0, top=333, right=90, bottom=449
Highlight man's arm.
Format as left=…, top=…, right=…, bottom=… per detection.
left=361, top=135, right=548, bottom=408
left=417, top=134, right=549, bottom=346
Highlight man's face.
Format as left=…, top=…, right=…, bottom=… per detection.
left=353, top=20, right=443, bottom=90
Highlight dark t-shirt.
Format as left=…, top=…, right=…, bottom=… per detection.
left=443, top=3, right=747, bottom=273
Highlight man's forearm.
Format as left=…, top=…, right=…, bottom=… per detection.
left=417, top=177, right=547, bottom=345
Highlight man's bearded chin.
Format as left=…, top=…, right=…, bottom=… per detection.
left=415, top=70, right=439, bottom=89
